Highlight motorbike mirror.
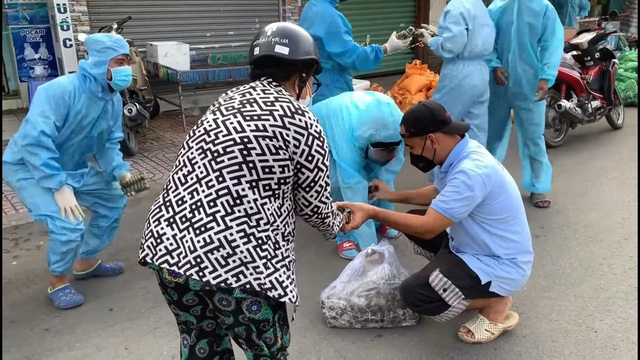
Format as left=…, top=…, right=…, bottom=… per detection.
left=77, top=33, right=88, bottom=42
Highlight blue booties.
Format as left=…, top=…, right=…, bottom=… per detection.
left=73, top=260, right=125, bottom=280
left=48, top=284, right=85, bottom=310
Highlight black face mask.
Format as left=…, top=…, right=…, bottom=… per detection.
left=410, top=137, right=437, bottom=173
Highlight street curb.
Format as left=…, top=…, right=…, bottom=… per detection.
left=2, top=212, right=34, bottom=229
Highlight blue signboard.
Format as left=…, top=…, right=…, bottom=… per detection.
left=6, top=2, right=60, bottom=82
left=5, top=2, right=50, bottom=26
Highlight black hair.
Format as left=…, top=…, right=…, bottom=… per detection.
left=249, top=57, right=316, bottom=83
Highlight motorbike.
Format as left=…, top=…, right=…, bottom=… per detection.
left=544, top=12, right=626, bottom=148
left=95, top=16, right=161, bottom=156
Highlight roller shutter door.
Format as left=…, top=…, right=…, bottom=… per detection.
left=301, top=0, right=417, bottom=76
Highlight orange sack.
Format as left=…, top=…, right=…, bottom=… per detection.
left=388, top=60, right=440, bottom=113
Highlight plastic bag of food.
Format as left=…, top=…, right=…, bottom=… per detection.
left=320, top=241, right=419, bottom=329
left=388, top=60, right=440, bottom=112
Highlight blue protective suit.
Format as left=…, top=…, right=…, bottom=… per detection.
left=299, top=0, right=385, bottom=104
left=310, top=91, right=405, bottom=250
left=550, top=0, right=591, bottom=28
left=485, top=0, right=565, bottom=194
left=2, top=33, right=130, bottom=275
left=429, top=0, right=496, bottom=147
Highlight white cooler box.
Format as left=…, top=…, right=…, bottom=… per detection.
left=146, top=41, right=191, bottom=71
left=353, top=78, right=371, bottom=91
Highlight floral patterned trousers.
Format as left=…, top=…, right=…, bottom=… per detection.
left=153, top=266, right=290, bottom=360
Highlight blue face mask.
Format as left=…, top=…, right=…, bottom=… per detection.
left=108, top=66, right=133, bottom=91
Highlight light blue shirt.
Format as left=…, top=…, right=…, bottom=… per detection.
left=431, top=136, right=534, bottom=296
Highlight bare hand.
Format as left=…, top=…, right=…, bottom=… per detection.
left=369, top=179, right=393, bottom=202
left=336, top=202, right=374, bottom=233
left=536, top=79, right=549, bottom=101
left=494, top=68, right=508, bottom=86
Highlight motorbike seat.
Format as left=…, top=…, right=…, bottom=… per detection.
left=560, top=61, right=581, bottom=73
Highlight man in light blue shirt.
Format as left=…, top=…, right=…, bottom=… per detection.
left=337, top=100, right=534, bottom=345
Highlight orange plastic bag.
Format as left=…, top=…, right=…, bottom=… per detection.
left=388, top=60, right=440, bottom=112
left=399, top=74, right=431, bottom=96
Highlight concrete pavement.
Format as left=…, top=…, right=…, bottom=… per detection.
left=2, top=108, right=637, bottom=360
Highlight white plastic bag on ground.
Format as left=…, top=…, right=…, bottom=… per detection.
left=320, top=241, right=420, bottom=329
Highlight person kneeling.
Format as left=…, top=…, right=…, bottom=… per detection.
left=337, top=100, right=534, bottom=344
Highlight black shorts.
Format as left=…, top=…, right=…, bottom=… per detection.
left=398, top=209, right=502, bottom=323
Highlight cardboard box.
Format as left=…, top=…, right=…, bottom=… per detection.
left=146, top=41, right=190, bottom=71
left=352, top=79, right=371, bottom=91
left=578, top=18, right=599, bottom=30
left=565, top=27, right=578, bottom=40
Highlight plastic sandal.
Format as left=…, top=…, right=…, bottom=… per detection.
left=74, top=260, right=125, bottom=280
left=378, top=225, right=402, bottom=239
left=337, top=240, right=359, bottom=260
left=530, top=193, right=551, bottom=208
left=457, top=311, right=520, bottom=344
left=48, top=284, right=85, bottom=310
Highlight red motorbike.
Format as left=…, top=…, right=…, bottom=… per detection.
left=544, top=14, right=626, bottom=148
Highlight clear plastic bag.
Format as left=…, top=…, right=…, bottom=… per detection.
left=320, top=241, right=420, bottom=329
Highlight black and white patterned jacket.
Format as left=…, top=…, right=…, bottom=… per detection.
left=138, top=79, right=342, bottom=305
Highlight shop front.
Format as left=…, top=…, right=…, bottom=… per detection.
left=2, top=0, right=79, bottom=110
left=85, top=0, right=282, bottom=94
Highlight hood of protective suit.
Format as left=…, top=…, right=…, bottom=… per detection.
left=311, top=91, right=404, bottom=157
left=347, top=93, right=404, bottom=149
left=79, top=33, right=130, bottom=96
left=490, top=0, right=548, bottom=16
left=317, top=0, right=340, bottom=8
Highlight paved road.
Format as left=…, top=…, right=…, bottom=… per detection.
left=2, top=108, right=637, bottom=360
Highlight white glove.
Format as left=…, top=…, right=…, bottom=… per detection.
left=421, top=24, right=439, bottom=37
left=120, top=173, right=132, bottom=184
left=417, top=29, right=432, bottom=44
left=54, top=185, right=85, bottom=222
left=384, top=32, right=411, bottom=54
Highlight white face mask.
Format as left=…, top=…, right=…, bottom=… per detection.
left=297, top=82, right=314, bottom=108
left=298, top=95, right=313, bottom=107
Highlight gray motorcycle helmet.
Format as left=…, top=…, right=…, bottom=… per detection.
left=249, top=22, right=322, bottom=76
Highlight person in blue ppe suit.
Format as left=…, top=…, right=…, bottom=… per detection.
left=299, top=0, right=412, bottom=104
left=3, top=33, right=137, bottom=310
left=310, top=91, right=405, bottom=260
left=417, top=0, right=495, bottom=147
left=550, top=0, right=591, bottom=28
left=485, top=0, right=565, bottom=208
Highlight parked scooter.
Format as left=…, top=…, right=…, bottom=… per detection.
left=544, top=11, right=626, bottom=148
left=82, top=16, right=160, bottom=156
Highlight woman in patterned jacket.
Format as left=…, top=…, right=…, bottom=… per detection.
left=138, top=22, right=346, bottom=360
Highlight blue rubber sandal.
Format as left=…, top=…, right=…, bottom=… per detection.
left=73, top=260, right=125, bottom=280
left=378, top=225, right=402, bottom=240
left=48, top=284, right=85, bottom=310
left=338, top=240, right=359, bottom=260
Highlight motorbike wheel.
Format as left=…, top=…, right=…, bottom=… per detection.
left=148, top=97, right=161, bottom=120
left=605, top=86, right=625, bottom=130
left=544, top=89, right=570, bottom=148
left=120, top=126, right=139, bottom=157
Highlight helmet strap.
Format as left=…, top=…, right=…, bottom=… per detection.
left=295, top=64, right=318, bottom=100
left=295, top=73, right=309, bottom=101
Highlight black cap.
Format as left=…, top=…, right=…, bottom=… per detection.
left=249, top=22, right=322, bottom=75
left=400, top=100, right=469, bottom=138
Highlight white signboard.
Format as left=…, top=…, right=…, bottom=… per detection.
left=49, top=0, right=78, bottom=74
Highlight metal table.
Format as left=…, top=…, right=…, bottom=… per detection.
left=145, top=61, right=251, bottom=132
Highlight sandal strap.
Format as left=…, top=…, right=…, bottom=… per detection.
left=462, top=314, right=510, bottom=343
left=338, top=240, right=358, bottom=252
